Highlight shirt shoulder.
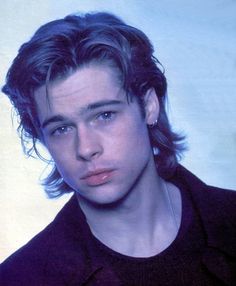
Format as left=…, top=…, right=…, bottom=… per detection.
left=175, top=165, right=236, bottom=255
left=0, top=195, right=89, bottom=285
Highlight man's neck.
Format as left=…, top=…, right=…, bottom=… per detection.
left=77, top=159, right=181, bottom=257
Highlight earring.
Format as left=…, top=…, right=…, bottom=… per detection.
left=152, top=147, right=159, bottom=155
left=148, top=119, right=158, bottom=128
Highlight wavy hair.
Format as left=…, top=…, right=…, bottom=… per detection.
left=2, top=12, right=185, bottom=197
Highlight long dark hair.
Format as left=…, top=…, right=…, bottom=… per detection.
left=2, top=12, right=185, bottom=197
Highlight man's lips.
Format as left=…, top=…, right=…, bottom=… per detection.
left=81, top=169, right=115, bottom=186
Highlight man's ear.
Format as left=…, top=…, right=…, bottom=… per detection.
left=143, top=88, right=160, bottom=125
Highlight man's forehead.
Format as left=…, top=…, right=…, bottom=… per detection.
left=35, top=64, right=123, bottom=100
left=34, top=84, right=126, bottom=112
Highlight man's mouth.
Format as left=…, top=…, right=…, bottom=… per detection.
left=81, top=169, right=115, bottom=186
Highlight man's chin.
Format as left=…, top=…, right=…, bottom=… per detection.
left=75, top=188, right=128, bottom=209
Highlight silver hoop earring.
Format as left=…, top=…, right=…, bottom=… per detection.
left=152, top=147, right=160, bottom=155
left=148, top=119, right=158, bottom=128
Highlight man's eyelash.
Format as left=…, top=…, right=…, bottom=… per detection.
left=96, top=111, right=116, bottom=121
left=51, top=125, right=72, bottom=136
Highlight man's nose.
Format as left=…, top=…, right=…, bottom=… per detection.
left=75, top=127, right=103, bottom=161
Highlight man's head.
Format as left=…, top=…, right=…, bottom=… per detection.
left=2, top=12, right=184, bottom=197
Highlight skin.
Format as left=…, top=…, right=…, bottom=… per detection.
left=35, top=63, right=181, bottom=257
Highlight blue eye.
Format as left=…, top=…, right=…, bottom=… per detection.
left=51, top=126, right=72, bottom=136
left=97, top=111, right=115, bottom=121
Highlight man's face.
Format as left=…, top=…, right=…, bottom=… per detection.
left=35, top=64, right=158, bottom=205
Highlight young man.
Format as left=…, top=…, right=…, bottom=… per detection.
left=1, top=12, right=236, bottom=285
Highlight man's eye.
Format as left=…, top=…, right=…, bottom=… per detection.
left=51, top=126, right=72, bottom=136
left=97, top=111, right=116, bottom=121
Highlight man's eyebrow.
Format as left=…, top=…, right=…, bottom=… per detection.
left=86, top=99, right=123, bottom=111
left=41, top=99, right=123, bottom=129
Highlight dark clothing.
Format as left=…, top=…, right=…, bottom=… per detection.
left=1, top=165, right=236, bottom=285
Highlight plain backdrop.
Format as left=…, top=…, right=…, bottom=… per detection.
left=0, top=0, right=235, bottom=262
